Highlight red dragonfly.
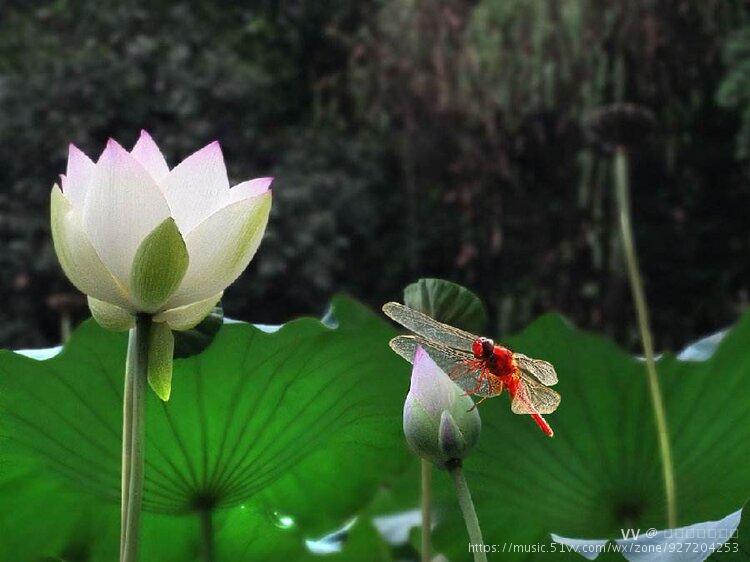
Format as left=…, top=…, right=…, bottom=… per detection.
left=383, top=302, right=561, bottom=437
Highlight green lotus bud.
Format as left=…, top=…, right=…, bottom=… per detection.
left=403, top=346, right=481, bottom=468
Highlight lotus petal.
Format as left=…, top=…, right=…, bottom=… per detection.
left=165, top=192, right=271, bottom=308
left=130, top=130, right=170, bottom=184
left=162, top=141, right=230, bottom=233
left=51, top=185, right=131, bottom=309
left=83, top=139, right=171, bottom=289
left=87, top=297, right=134, bottom=331
left=61, top=144, right=95, bottom=211
left=154, top=292, right=222, bottom=331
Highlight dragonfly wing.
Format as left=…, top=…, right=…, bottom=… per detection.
left=511, top=373, right=561, bottom=415
left=389, top=335, right=500, bottom=397
left=449, top=361, right=503, bottom=397
left=390, top=334, right=471, bottom=373
left=514, top=353, right=558, bottom=386
left=383, top=302, right=478, bottom=352
left=388, top=334, right=420, bottom=364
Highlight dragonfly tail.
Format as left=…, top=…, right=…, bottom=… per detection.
left=531, top=413, right=554, bottom=437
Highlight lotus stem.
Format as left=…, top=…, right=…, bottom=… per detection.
left=60, top=311, right=72, bottom=343
left=200, top=508, right=215, bottom=562
left=614, top=147, right=677, bottom=528
left=421, top=459, right=432, bottom=562
left=121, top=314, right=151, bottom=562
left=449, top=462, right=487, bottom=562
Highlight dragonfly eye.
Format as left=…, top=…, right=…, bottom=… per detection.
left=482, top=339, right=495, bottom=357
left=471, top=339, right=484, bottom=358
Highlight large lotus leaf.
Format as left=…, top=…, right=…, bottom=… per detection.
left=0, top=296, right=411, bottom=561
left=172, top=303, right=223, bottom=359
left=403, top=278, right=488, bottom=333
left=377, top=312, right=750, bottom=561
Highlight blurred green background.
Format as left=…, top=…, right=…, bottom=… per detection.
left=2, top=0, right=750, bottom=350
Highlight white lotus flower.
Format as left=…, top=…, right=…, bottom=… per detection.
left=51, top=131, right=272, bottom=332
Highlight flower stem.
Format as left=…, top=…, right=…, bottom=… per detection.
left=614, top=147, right=677, bottom=528
left=200, top=509, right=215, bottom=562
left=449, top=462, right=487, bottom=562
left=121, top=314, right=151, bottom=562
left=420, top=459, right=432, bottom=562
left=60, top=310, right=72, bottom=342
left=121, top=331, right=135, bottom=559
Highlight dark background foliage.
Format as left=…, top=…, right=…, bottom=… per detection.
left=1, top=0, right=749, bottom=350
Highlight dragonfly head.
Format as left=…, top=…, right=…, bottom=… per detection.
left=471, top=337, right=495, bottom=359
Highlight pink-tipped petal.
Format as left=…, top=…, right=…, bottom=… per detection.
left=51, top=185, right=132, bottom=309
left=64, top=144, right=96, bottom=211
left=162, top=140, right=230, bottom=233
left=165, top=190, right=271, bottom=308
left=131, top=130, right=170, bottom=184
left=409, top=346, right=465, bottom=417
left=83, top=138, right=171, bottom=288
left=225, top=177, right=274, bottom=205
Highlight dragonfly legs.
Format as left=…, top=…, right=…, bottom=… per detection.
left=462, top=374, right=486, bottom=398
left=467, top=395, right=490, bottom=412
left=464, top=373, right=501, bottom=411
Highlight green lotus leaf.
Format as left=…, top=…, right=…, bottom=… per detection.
left=172, top=303, right=224, bottom=359
left=378, top=312, right=750, bottom=561
left=403, top=278, right=488, bottom=333
left=0, top=296, right=411, bottom=561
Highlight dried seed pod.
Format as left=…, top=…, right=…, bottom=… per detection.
left=584, top=102, right=657, bottom=153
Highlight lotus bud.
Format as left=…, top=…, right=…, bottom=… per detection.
left=403, top=347, right=481, bottom=468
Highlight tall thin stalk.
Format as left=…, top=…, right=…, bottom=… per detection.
left=200, top=509, right=215, bottom=562
left=120, top=330, right=135, bottom=559
left=60, top=311, right=72, bottom=342
left=449, top=462, right=487, bottom=562
left=614, top=147, right=677, bottom=528
left=121, top=314, right=151, bottom=562
left=421, top=459, right=432, bottom=562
